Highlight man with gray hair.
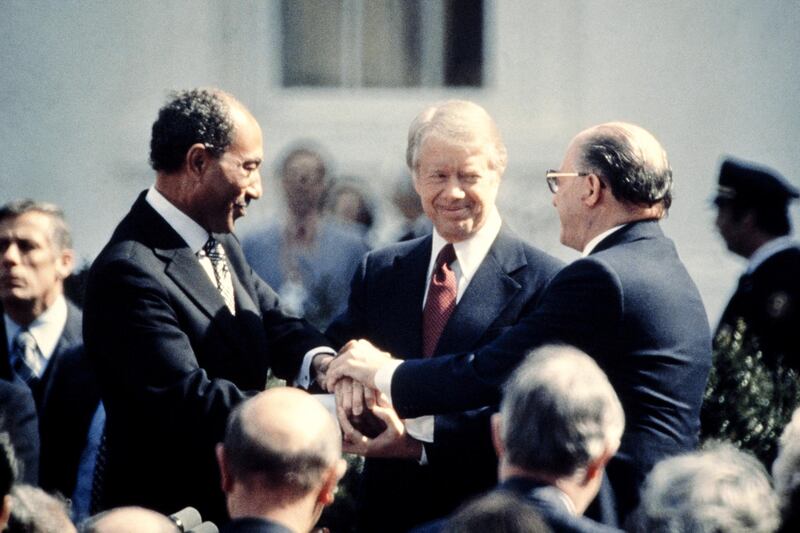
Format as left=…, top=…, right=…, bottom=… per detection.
left=0, top=199, right=103, bottom=517
left=324, top=99, right=562, bottom=531
left=629, top=443, right=780, bottom=533
left=328, top=122, right=712, bottom=523
left=215, top=387, right=346, bottom=533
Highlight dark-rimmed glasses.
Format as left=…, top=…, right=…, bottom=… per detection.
left=545, top=169, right=589, bottom=193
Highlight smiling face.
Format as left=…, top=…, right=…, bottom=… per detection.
left=0, top=211, right=73, bottom=320
left=191, top=105, right=264, bottom=233
left=413, top=134, right=501, bottom=243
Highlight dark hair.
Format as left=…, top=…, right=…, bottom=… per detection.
left=0, top=199, right=73, bottom=250
left=443, top=491, right=551, bottom=533
left=223, top=401, right=334, bottom=497
left=149, top=89, right=235, bottom=173
left=579, top=124, right=673, bottom=210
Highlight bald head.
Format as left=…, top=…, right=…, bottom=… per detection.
left=222, top=388, right=341, bottom=497
left=81, top=507, right=179, bottom=533
left=571, top=122, right=672, bottom=211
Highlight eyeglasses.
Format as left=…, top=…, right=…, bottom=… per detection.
left=545, top=169, right=589, bottom=194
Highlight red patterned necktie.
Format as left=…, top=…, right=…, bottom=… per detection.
left=422, top=244, right=457, bottom=357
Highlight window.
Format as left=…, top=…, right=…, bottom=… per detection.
left=281, top=0, right=484, bottom=88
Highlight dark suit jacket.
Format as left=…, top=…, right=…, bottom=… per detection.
left=412, top=478, right=622, bottom=533
left=326, top=227, right=563, bottom=532
left=0, top=378, right=39, bottom=484
left=83, top=192, right=330, bottom=522
left=0, top=301, right=100, bottom=496
left=220, top=517, right=294, bottom=533
left=391, top=220, right=712, bottom=520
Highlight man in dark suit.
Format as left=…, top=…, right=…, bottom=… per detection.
left=414, top=344, right=625, bottom=533
left=0, top=200, right=102, bottom=514
left=83, top=89, right=334, bottom=522
left=326, top=100, right=562, bottom=531
left=702, top=158, right=800, bottom=466
left=328, top=122, right=712, bottom=523
left=216, top=388, right=345, bottom=533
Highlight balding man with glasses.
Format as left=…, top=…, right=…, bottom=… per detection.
left=328, top=122, right=712, bottom=525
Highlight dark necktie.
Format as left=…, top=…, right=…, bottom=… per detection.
left=201, top=237, right=236, bottom=314
left=422, top=244, right=457, bottom=358
left=11, top=329, right=41, bottom=384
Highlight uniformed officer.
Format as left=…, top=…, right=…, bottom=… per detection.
left=702, top=157, right=800, bottom=465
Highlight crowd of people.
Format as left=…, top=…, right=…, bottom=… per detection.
left=0, top=87, right=798, bottom=533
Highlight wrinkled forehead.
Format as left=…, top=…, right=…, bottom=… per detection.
left=0, top=211, right=56, bottom=242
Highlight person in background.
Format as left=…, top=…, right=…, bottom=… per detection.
left=772, top=407, right=800, bottom=533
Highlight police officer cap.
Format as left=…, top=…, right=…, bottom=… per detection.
left=715, top=157, right=799, bottom=207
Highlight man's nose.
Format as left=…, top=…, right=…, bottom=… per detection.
left=247, top=173, right=263, bottom=201
left=0, top=242, right=20, bottom=266
left=442, top=176, right=466, bottom=199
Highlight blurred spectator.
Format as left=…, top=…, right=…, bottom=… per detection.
left=326, top=176, right=377, bottom=243
left=773, top=407, right=800, bottom=533
left=215, top=387, right=346, bottom=533
left=703, top=158, right=800, bottom=467
left=391, top=176, right=431, bottom=242
left=0, top=200, right=103, bottom=519
left=242, top=146, right=368, bottom=327
left=0, top=380, right=39, bottom=485
left=80, top=506, right=180, bottom=533
left=629, top=442, right=780, bottom=533
left=440, top=491, right=552, bottom=533
left=7, top=484, right=77, bottom=533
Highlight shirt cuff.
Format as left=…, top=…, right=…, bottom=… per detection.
left=405, top=415, right=434, bottom=443
left=295, top=346, right=336, bottom=389
left=374, top=359, right=403, bottom=403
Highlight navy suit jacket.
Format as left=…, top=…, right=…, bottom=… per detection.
left=83, top=192, right=330, bottom=522
left=0, top=301, right=100, bottom=496
left=326, top=226, right=563, bottom=532
left=391, top=220, right=712, bottom=520
left=0, top=377, right=39, bottom=484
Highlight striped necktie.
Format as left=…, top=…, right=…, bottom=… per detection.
left=201, top=237, right=236, bottom=314
left=11, top=328, right=42, bottom=384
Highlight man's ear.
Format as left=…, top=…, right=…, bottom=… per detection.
left=318, top=458, right=347, bottom=506
left=55, top=248, right=75, bottom=281
left=582, top=442, right=618, bottom=485
left=0, top=494, right=10, bottom=530
left=216, top=443, right=232, bottom=493
left=583, top=173, right=604, bottom=207
left=491, top=413, right=505, bottom=460
left=186, top=143, right=210, bottom=178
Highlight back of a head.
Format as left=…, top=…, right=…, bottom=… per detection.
left=577, top=122, right=673, bottom=211
left=773, top=407, right=800, bottom=530
left=500, top=344, right=624, bottom=477
left=632, top=443, right=780, bottom=533
left=406, top=99, right=507, bottom=176
left=80, top=507, right=180, bottom=533
left=223, top=388, right=341, bottom=501
left=7, top=484, right=76, bottom=533
left=442, top=490, right=552, bottom=533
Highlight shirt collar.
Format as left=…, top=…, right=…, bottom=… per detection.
left=146, top=186, right=210, bottom=254
left=747, top=236, right=797, bottom=274
left=429, top=207, right=502, bottom=283
left=4, top=295, right=68, bottom=361
left=582, top=224, right=626, bottom=256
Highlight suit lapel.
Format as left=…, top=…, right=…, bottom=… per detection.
left=436, top=227, right=525, bottom=356
left=389, top=237, right=430, bottom=358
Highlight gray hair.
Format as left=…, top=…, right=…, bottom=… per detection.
left=500, top=344, right=625, bottom=477
left=0, top=199, right=73, bottom=251
left=577, top=122, right=673, bottom=211
left=631, top=442, right=780, bottom=533
left=7, top=484, right=75, bottom=533
left=772, top=407, right=800, bottom=516
left=406, top=100, right=507, bottom=176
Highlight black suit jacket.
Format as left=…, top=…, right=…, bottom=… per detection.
left=83, top=192, right=330, bottom=522
left=0, top=378, right=39, bottom=484
left=0, top=301, right=100, bottom=496
left=391, top=220, right=712, bottom=520
left=326, top=226, right=563, bottom=532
